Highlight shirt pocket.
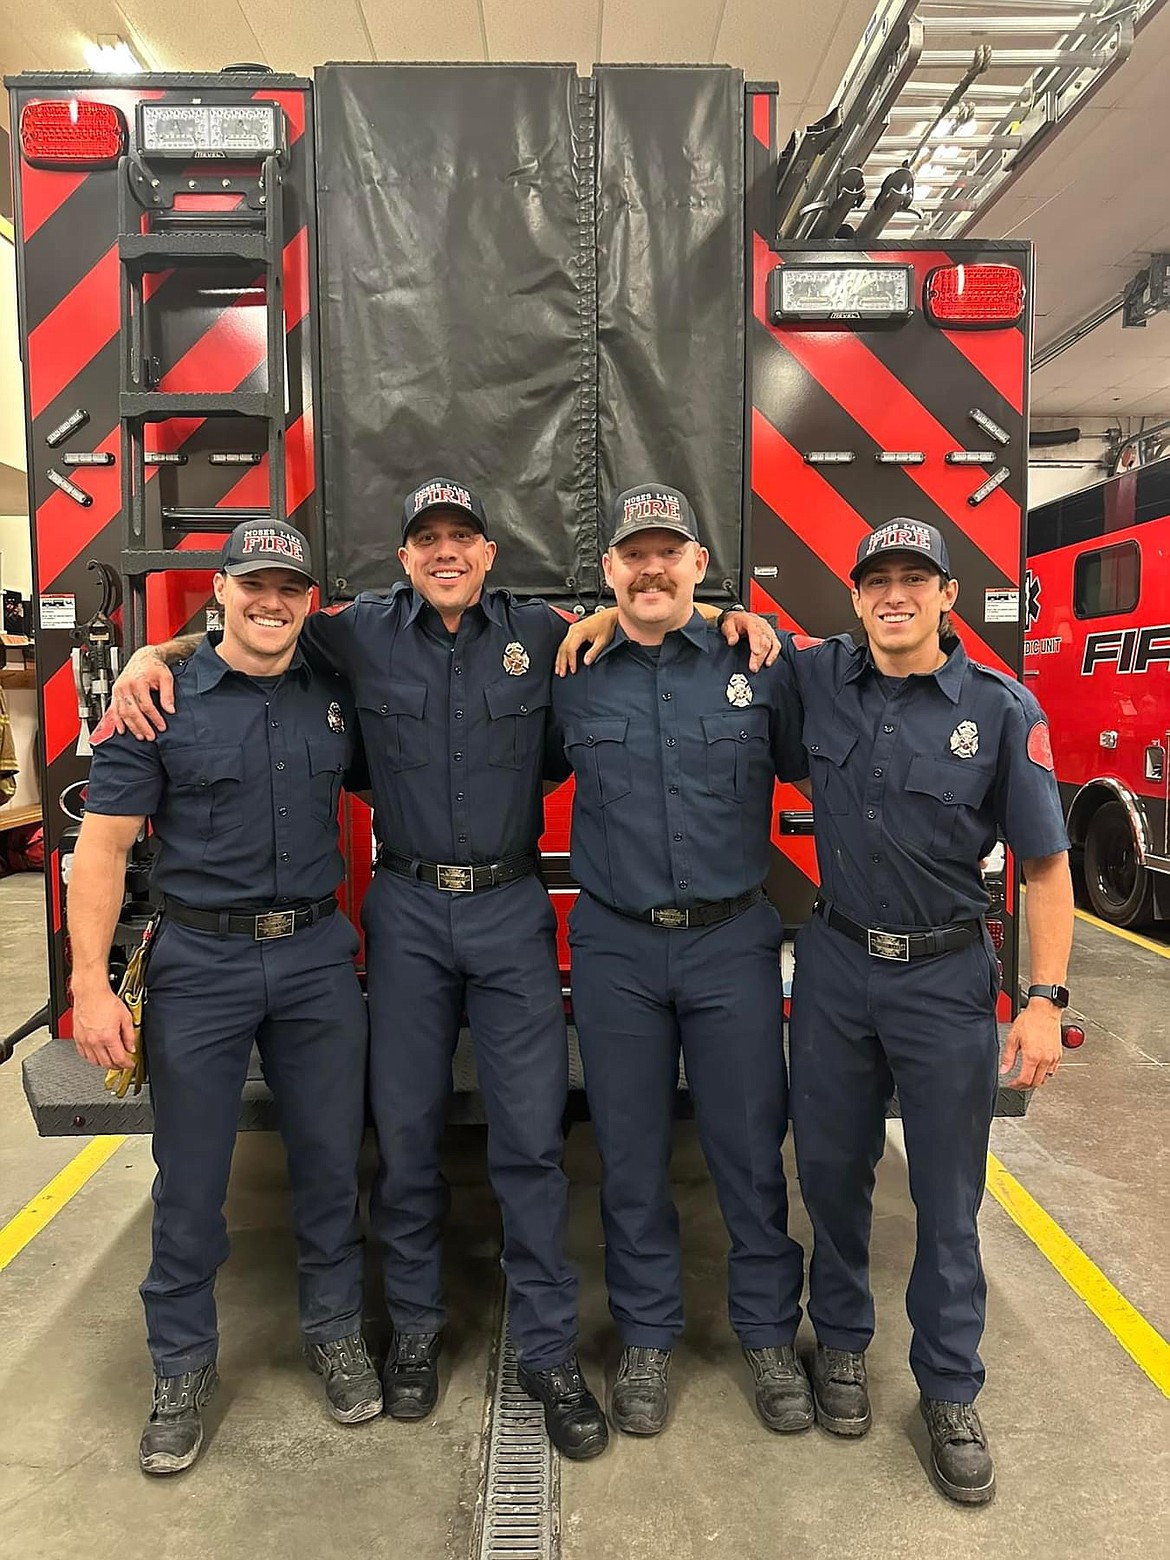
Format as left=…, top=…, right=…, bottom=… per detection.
left=904, top=755, right=995, bottom=853
left=484, top=679, right=550, bottom=771
left=307, top=735, right=347, bottom=824
left=164, top=743, right=246, bottom=840
left=700, top=708, right=770, bottom=802
left=355, top=680, right=428, bottom=774
left=803, top=725, right=858, bottom=815
left=564, top=717, right=632, bottom=807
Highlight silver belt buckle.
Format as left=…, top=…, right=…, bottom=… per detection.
left=867, top=928, right=910, bottom=961
left=651, top=907, right=689, bottom=928
left=254, top=910, right=296, bottom=941
left=436, top=863, right=475, bottom=892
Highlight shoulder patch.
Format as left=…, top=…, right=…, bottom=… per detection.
left=322, top=600, right=354, bottom=616
left=1027, top=721, right=1054, bottom=770
left=90, top=708, right=118, bottom=746
left=791, top=634, right=824, bottom=651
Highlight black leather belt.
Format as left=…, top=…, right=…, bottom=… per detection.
left=377, top=848, right=537, bottom=893
left=594, top=886, right=765, bottom=930
left=815, top=900, right=980, bottom=962
left=162, top=894, right=337, bottom=941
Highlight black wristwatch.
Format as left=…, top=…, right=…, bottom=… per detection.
left=1026, top=984, right=1070, bottom=1009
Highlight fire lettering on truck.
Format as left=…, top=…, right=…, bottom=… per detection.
left=1081, top=625, right=1170, bottom=675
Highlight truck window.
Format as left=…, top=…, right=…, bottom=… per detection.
left=1073, top=541, right=1140, bottom=619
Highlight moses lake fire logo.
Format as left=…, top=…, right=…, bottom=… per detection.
left=949, top=720, right=979, bottom=759
left=725, top=674, right=753, bottom=707
left=503, top=642, right=530, bottom=676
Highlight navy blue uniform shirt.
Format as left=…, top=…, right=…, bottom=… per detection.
left=84, top=634, right=362, bottom=908
left=548, top=612, right=808, bottom=913
left=785, top=633, right=1069, bottom=928
left=301, top=585, right=565, bottom=863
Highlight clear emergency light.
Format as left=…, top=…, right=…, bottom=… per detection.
left=19, top=99, right=126, bottom=167
left=924, top=265, right=1025, bottom=329
left=137, top=101, right=283, bottom=159
left=768, top=264, right=914, bottom=323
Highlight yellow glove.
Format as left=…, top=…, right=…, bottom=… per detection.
left=103, top=925, right=153, bottom=1099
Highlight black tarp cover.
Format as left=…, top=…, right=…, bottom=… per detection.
left=315, top=63, right=745, bottom=601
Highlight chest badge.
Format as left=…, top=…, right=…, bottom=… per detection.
left=503, top=641, right=530, bottom=676
left=726, top=674, right=753, bottom=708
left=949, top=719, right=979, bottom=759
left=327, top=701, right=346, bottom=734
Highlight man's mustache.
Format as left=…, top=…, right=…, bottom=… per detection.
left=631, top=576, right=674, bottom=594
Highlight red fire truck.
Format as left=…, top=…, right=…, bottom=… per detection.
left=3, top=62, right=1038, bottom=1123
left=1025, top=460, right=1170, bottom=926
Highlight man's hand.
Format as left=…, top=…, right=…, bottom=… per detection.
left=1000, top=999, right=1063, bottom=1089
left=111, top=649, right=175, bottom=740
left=555, top=607, right=618, bottom=676
left=72, top=985, right=138, bottom=1072
left=720, top=610, right=780, bottom=671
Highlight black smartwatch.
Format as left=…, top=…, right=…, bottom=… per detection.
left=1026, top=984, right=1070, bottom=1009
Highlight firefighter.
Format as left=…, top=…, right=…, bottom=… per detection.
left=548, top=485, right=812, bottom=1440
left=785, top=519, right=1073, bottom=1505
left=109, top=478, right=779, bottom=1461
left=69, top=520, right=379, bottom=1477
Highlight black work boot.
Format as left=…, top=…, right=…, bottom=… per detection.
left=382, top=1332, right=442, bottom=1421
left=516, top=1354, right=609, bottom=1461
left=743, top=1346, right=815, bottom=1434
left=611, top=1346, right=671, bottom=1437
left=305, top=1332, right=383, bottom=1424
left=920, top=1397, right=996, bottom=1505
left=139, top=1362, right=219, bottom=1475
left=811, top=1344, right=872, bottom=1437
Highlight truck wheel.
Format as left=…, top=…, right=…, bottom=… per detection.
left=1083, top=801, right=1155, bottom=928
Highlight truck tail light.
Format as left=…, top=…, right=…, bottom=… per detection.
left=986, top=918, right=1005, bottom=951
left=19, top=99, right=126, bottom=167
left=924, top=264, right=1025, bottom=329
left=1061, top=1023, right=1086, bottom=1050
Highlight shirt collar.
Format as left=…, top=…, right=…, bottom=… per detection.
left=189, top=632, right=311, bottom=692
left=403, top=584, right=504, bottom=631
left=593, top=608, right=711, bottom=664
left=845, top=634, right=967, bottom=703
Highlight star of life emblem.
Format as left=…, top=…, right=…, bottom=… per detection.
left=725, top=674, right=753, bottom=708
left=327, top=701, right=345, bottom=734
left=949, top=719, right=979, bottom=759
left=503, top=641, right=530, bottom=676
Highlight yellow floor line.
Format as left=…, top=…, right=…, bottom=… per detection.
left=0, top=214, right=14, bottom=244
left=0, top=1137, right=127, bottom=1273
left=986, top=1152, right=1170, bottom=1398
left=1072, top=907, right=1170, bottom=959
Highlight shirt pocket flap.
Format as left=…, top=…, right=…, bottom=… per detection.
left=565, top=716, right=629, bottom=749
left=700, top=708, right=769, bottom=743
left=906, top=754, right=993, bottom=806
left=804, top=726, right=858, bottom=766
left=356, top=681, right=428, bottom=719
left=484, top=681, right=551, bottom=720
left=307, top=735, right=347, bottom=775
left=166, top=743, right=243, bottom=787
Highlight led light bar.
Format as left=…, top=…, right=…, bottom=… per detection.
left=804, top=451, right=856, bottom=465
left=208, top=452, right=263, bottom=465
left=969, top=407, right=1010, bottom=445
left=875, top=451, right=925, bottom=465
left=945, top=451, right=997, bottom=466
left=47, top=469, right=93, bottom=507
left=145, top=452, right=188, bottom=465
left=138, top=101, right=282, bottom=160
left=45, top=409, right=90, bottom=447
left=769, top=264, right=914, bottom=323
left=968, top=467, right=1011, bottom=506
left=61, top=451, right=115, bottom=466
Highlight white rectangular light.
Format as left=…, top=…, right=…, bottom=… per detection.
left=769, top=264, right=914, bottom=323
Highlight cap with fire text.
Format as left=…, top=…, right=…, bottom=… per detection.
left=402, top=477, right=489, bottom=541
left=850, top=519, right=951, bottom=583
left=219, top=519, right=314, bottom=580
left=609, top=484, right=699, bottom=548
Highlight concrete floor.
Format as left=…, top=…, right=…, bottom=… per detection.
left=1, top=872, right=1167, bottom=1560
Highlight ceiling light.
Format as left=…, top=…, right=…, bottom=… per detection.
left=83, top=37, right=144, bottom=74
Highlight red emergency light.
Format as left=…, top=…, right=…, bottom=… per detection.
left=986, top=918, right=1005, bottom=951
left=924, top=264, right=1025, bottom=329
left=19, top=99, right=126, bottom=168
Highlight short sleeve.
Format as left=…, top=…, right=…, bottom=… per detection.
left=83, top=719, right=165, bottom=818
left=767, top=656, right=809, bottom=782
left=301, top=600, right=362, bottom=678
left=992, top=692, right=1070, bottom=861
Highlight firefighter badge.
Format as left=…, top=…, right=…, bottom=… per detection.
left=949, top=720, right=979, bottom=759
left=502, top=641, right=530, bottom=676
left=327, top=701, right=345, bottom=734
left=726, top=674, right=753, bottom=708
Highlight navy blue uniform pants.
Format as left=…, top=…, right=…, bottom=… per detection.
left=363, top=870, right=577, bottom=1371
left=569, top=893, right=804, bottom=1350
left=789, top=913, right=1000, bottom=1402
left=140, top=912, right=368, bottom=1375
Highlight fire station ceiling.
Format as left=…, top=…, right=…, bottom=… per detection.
left=2, top=0, right=1167, bottom=421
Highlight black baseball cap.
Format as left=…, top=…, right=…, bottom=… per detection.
left=219, top=519, right=314, bottom=580
left=850, top=519, right=951, bottom=584
left=402, top=477, right=489, bottom=541
left=609, top=484, right=700, bottom=548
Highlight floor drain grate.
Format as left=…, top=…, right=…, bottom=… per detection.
left=476, top=1309, right=559, bottom=1560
